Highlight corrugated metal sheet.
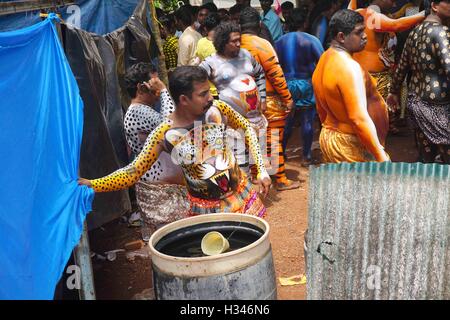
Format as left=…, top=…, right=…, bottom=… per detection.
left=307, top=162, right=449, bottom=300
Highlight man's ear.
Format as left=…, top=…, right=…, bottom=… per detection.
left=430, top=1, right=438, bottom=13
left=336, top=31, right=346, bottom=44
left=179, top=94, right=189, bottom=106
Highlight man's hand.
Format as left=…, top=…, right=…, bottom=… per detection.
left=255, top=174, right=271, bottom=198
left=148, top=77, right=166, bottom=91
left=386, top=93, right=400, bottom=112
left=260, top=100, right=267, bottom=113
left=143, top=77, right=166, bottom=97
left=286, top=101, right=295, bottom=113
left=78, top=178, right=92, bottom=188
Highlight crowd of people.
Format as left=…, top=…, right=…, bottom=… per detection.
left=79, top=0, right=449, bottom=223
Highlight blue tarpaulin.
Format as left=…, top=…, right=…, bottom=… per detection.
left=0, top=0, right=143, bottom=34
left=0, top=15, right=94, bottom=299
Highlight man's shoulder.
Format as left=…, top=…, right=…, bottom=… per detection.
left=125, top=103, right=157, bottom=117
left=180, top=28, right=201, bottom=41
left=427, top=23, right=450, bottom=40
left=321, top=49, right=360, bottom=72
left=239, top=48, right=253, bottom=58
left=243, top=34, right=271, bottom=49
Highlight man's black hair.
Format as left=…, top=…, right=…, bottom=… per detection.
left=423, top=0, right=447, bottom=15
left=204, top=13, right=221, bottom=32
left=175, top=5, right=194, bottom=27
left=239, top=7, right=261, bottom=31
left=213, top=22, right=241, bottom=54
left=169, top=66, right=209, bottom=103
left=310, top=0, right=340, bottom=25
left=289, top=8, right=308, bottom=32
left=202, top=2, right=218, bottom=12
left=160, top=14, right=176, bottom=30
left=281, top=1, right=294, bottom=10
left=229, top=4, right=243, bottom=16
left=155, top=7, right=164, bottom=19
left=124, top=62, right=157, bottom=98
left=329, top=9, right=364, bottom=40
left=191, top=5, right=200, bottom=17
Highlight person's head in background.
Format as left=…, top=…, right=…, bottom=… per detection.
left=213, top=22, right=241, bottom=58
left=174, top=5, right=195, bottom=31
left=191, top=5, right=200, bottom=18
left=204, top=12, right=221, bottom=38
left=424, top=0, right=450, bottom=23
left=310, top=0, right=341, bottom=24
left=281, top=1, right=295, bottom=22
left=288, top=8, right=308, bottom=32
left=259, top=0, right=274, bottom=15
left=124, top=62, right=160, bottom=105
left=329, top=9, right=367, bottom=54
left=240, top=7, right=262, bottom=34
left=229, top=4, right=243, bottom=23
left=155, top=7, right=164, bottom=19
left=218, top=8, right=230, bottom=22
left=297, top=0, right=315, bottom=12
left=197, top=5, right=210, bottom=28
left=236, top=0, right=252, bottom=8
left=203, top=2, right=219, bottom=13
left=159, top=14, right=177, bottom=39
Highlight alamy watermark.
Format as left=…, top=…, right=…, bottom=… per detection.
left=65, top=5, right=81, bottom=28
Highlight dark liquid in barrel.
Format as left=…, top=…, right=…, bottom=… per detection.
left=155, top=222, right=264, bottom=258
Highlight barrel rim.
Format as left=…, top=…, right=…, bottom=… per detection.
left=148, top=213, right=270, bottom=262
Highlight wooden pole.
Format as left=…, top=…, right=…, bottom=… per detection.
left=148, top=0, right=169, bottom=87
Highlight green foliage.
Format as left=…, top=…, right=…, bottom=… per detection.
left=156, top=0, right=184, bottom=13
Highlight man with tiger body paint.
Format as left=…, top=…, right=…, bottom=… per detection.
left=79, top=66, right=272, bottom=217
left=239, top=7, right=300, bottom=191
left=348, top=0, right=425, bottom=133
left=312, top=9, right=390, bottom=163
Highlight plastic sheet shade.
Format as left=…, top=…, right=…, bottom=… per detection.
left=0, top=0, right=143, bottom=35
left=307, top=162, right=449, bottom=300
left=0, top=15, right=94, bottom=299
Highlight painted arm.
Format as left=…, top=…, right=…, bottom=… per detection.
left=390, top=34, right=412, bottom=94
left=367, top=10, right=425, bottom=33
left=339, top=62, right=389, bottom=162
left=313, top=17, right=328, bottom=46
left=249, top=53, right=267, bottom=102
left=312, top=38, right=325, bottom=64
left=314, top=93, right=327, bottom=124
left=124, top=106, right=163, bottom=154
left=199, top=58, right=213, bottom=79
left=214, top=100, right=269, bottom=180
left=159, top=89, right=176, bottom=118
left=90, top=121, right=171, bottom=192
left=257, top=39, right=293, bottom=105
left=434, top=26, right=450, bottom=80
left=348, top=0, right=357, bottom=10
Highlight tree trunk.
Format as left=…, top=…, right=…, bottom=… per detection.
left=148, top=0, right=169, bottom=87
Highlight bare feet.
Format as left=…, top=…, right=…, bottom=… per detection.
left=276, top=179, right=300, bottom=191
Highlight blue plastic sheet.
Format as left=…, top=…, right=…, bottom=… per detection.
left=0, top=0, right=143, bottom=35
left=0, top=15, right=94, bottom=299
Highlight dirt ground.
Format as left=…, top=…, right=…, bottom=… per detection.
left=88, top=116, right=418, bottom=300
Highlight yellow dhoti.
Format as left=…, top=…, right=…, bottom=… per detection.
left=319, top=127, right=375, bottom=163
